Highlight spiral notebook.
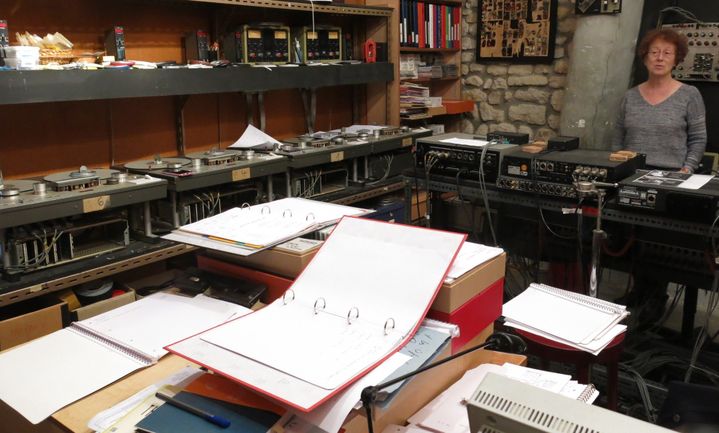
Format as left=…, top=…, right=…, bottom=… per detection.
left=0, top=293, right=248, bottom=425
left=167, top=216, right=466, bottom=412
left=502, top=283, right=628, bottom=354
left=164, top=198, right=369, bottom=256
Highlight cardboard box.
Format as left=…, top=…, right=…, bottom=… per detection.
left=432, top=252, right=506, bottom=314
left=0, top=297, right=63, bottom=351
left=197, top=255, right=294, bottom=303
left=410, top=189, right=428, bottom=222
left=428, top=277, right=504, bottom=353
left=73, top=289, right=135, bottom=321
left=205, top=238, right=322, bottom=279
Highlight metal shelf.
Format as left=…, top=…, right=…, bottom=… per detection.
left=0, top=240, right=196, bottom=306
left=0, top=63, right=394, bottom=105
left=185, top=0, right=393, bottom=16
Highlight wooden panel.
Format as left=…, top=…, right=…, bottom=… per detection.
left=0, top=0, right=212, bottom=63
left=111, top=97, right=177, bottom=164
left=0, top=101, right=110, bottom=178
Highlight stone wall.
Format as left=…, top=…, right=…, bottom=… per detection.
left=460, top=0, right=576, bottom=140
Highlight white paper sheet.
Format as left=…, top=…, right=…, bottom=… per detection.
left=76, top=293, right=249, bottom=361
left=88, top=366, right=203, bottom=432
left=0, top=293, right=249, bottom=425
left=678, top=174, right=714, bottom=190
left=169, top=217, right=465, bottom=410
left=439, top=137, right=489, bottom=147
left=290, top=352, right=410, bottom=433
left=445, top=242, right=503, bottom=282
left=228, top=124, right=282, bottom=149
left=0, top=330, right=142, bottom=425
left=502, top=284, right=627, bottom=346
left=408, top=364, right=505, bottom=433
left=173, top=198, right=368, bottom=250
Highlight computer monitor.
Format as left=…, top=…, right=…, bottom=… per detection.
left=466, top=373, right=674, bottom=433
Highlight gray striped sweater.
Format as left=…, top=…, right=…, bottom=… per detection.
left=612, top=84, right=706, bottom=172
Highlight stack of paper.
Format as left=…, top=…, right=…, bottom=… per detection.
left=502, top=283, right=628, bottom=355
left=407, top=363, right=598, bottom=433
left=164, top=198, right=369, bottom=256
left=444, top=242, right=503, bottom=283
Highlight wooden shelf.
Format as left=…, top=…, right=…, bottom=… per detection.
left=0, top=63, right=394, bottom=105
left=443, top=99, right=474, bottom=114
left=400, top=47, right=460, bottom=53
left=402, top=76, right=458, bottom=83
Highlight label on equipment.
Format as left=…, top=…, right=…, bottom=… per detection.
left=83, top=195, right=111, bottom=213
left=232, top=168, right=251, bottom=181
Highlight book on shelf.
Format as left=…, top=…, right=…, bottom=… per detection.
left=400, top=0, right=460, bottom=49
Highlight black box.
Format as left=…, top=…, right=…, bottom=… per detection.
left=104, top=26, right=126, bottom=61
left=185, top=30, right=210, bottom=62
left=223, top=30, right=244, bottom=63
left=486, top=131, right=529, bottom=145
left=548, top=135, right=579, bottom=151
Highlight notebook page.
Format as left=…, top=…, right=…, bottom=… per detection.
left=502, top=285, right=623, bottom=345
left=0, top=329, right=142, bottom=424
left=75, top=293, right=249, bottom=361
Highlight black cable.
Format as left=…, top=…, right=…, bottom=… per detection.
left=478, top=141, right=498, bottom=246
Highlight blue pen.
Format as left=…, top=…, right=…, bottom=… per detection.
left=155, top=392, right=231, bottom=429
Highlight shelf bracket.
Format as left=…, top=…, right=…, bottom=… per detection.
left=245, top=92, right=254, bottom=126
left=300, top=88, right=317, bottom=134
left=174, top=95, right=190, bottom=156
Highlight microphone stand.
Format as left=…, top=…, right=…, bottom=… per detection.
left=576, top=181, right=617, bottom=298
left=360, top=331, right=525, bottom=433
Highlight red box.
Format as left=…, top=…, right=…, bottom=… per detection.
left=197, top=255, right=293, bottom=303
left=427, top=278, right=503, bottom=353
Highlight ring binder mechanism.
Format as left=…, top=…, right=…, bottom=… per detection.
left=347, top=306, right=360, bottom=324
left=384, top=318, right=395, bottom=335
left=282, top=288, right=296, bottom=305
left=167, top=217, right=466, bottom=411
left=163, top=197, right=370, bottom=257
left=314, top=297, right=327, bottom=314
left=577, top=383, right=598, bottom=403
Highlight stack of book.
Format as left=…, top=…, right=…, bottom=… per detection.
left=400, top=82, right=431, bottom=120
left=502, top=283, right=629, bottom=354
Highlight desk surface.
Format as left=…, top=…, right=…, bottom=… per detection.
left=35, top=349, right=523, bottom=433
left=53, top=355, right=197, bottom=433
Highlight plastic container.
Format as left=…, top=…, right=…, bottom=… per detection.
left=3, top=46, right=40, bottom=69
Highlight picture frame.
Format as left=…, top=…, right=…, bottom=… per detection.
left=476, top=0, right=559, bottom=63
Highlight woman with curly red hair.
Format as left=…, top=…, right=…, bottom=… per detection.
left=613, top=28, right=706, bottom=173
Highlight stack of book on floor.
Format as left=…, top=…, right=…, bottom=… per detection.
left=502, top=283, right=628, bottom=355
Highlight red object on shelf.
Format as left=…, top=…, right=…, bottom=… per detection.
left=427, top=277, right=503, bottom=353
left=363, top=39, right=376, bottom=63
left=442, top=99, right=474, bottom=115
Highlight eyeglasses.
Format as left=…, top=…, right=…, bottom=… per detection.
left=648, top=49, right=675, bottom=58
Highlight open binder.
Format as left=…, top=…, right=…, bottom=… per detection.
left=164, top=198, right=369, bottom=256
left=0, top=293, right=248, bottom=424
left=167, top=216, right=466, bottom=411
